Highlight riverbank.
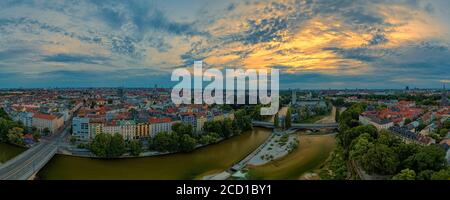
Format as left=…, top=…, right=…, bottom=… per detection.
left=247, top=133, right=336, bottom=180
left=247, top=131, right=298, bottom=166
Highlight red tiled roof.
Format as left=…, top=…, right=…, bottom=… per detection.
left=33, top=113, right=57, bottom=120
left=166, top=108, right=176, bottom=113
left=149, top=117, right=172, bottom=124
left=23, top=134, right=33, bottom=139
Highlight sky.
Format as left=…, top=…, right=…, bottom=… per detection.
left=0, top=0, right=449, bottom=89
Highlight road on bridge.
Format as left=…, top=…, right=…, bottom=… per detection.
left=252, top=121, right=338, bottom=129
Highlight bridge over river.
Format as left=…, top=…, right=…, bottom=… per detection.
left=252, top=121, right=338, bottom=130
left=0, top=142, right=57, bottom=180
left=0, top=121, right=70, bottom=180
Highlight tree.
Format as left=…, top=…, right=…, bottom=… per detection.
left=377, top=130, right=401, bottom=147
left=89, top=133, right=126, bottom=158
left=178, top=134, right=196, bottom=152
left=338, top=103, right=365, bottom=131
left=108, top=133, right=126, bottom=157
left=333, top=98, right=345, bottom=107
left=0, top=118, right=19, bottom=142
left=204, top=121, right=222, bottom=135
left=335, top=107, right=340, bottom=122
left=221, top=118, right=234, bottom=138
left=395, top=143, right=420, bottom=169
left=199, top=134, right=213, bottom=145
left=285, top=108, right=292, bottom=129
left=7, top=127, right=24, bottom=145
left=151, top=132, right=179, bottom=152
left=349, top=133, right=373, bottom=160
left=69, top=136, right=77, bottom=145
left=443, top=120, right=450, bottom=129
left=0, top=108, right=12, bottom=120
left=403, top=145, right=447, bottom=172
left=416, top=123, right=426, bottom=132
left=392, top=169, right=416, bottom=180
left=172, top=123, right=193, bottom=137
left=129, top=140, right=142, bottom=156
left=274, top=113, right=279, bottom=128
left=319, top=147, right=348, bottom=180
left=198, top=132, right=219, bottom=145
left=234, top=109, right=252, bottom=132
left=32, top=131, right=41, bottom=141
left=43, top=128, right=50, bottom=135
left=360, top=143, right=399, bottom=175
left=90, top=133, right=110, bottom=157
left=416, top=170, right=434, bottom=180
left=337, top=125, right=377, bottom=155
left=404, top=118, right=412, bottom=125
left=439, top=128, right=448, bottom=137
left=431, top=168, right=450, bottom=180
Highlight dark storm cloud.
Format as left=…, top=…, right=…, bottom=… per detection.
left=0, top=0, right=448, bottom=88
left=42, top=54, right=108, bottom=65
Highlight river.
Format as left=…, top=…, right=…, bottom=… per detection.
left=1, top=128, right=336, bottom=180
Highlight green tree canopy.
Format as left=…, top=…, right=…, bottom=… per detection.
left=337, top=125, right=377, bottom=155
left=179, top=134, right=196, bottom=152
left=274, top=113, right=279, bottom=128
left=349, top=133, right=373, bottom=160
left=129, top=140, right=142, bottom=156
left=431, top=168, right=450, bottom=180
left=377, top=130, right=401, bottom=147
left=172, top=123, right=193, bottom=137
left=90, top=133, right=126, bottom=158
left=403, top=145, right=447, bottom=172
left=360, top=143, right=399, bottom=175
left=392, top=169, right=416, bottom=180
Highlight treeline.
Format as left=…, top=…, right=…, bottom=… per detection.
left=320, top=103, right=366, bottom=179
left=89, top=133, right=143, bottom=158
left=320, top=103, right=450, bottom=180
left=331, top=93, right=442, bottom=106
left=350, top=129, right=448, bottom=179
left=293, top=105, right=331, bottom=123
left=149, top=109, right=253, bottom=153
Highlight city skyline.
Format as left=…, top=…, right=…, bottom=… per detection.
left=0, top=0, right=449, bottom=89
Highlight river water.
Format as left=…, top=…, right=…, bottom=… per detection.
left=247, top=133, right=336, bottom=180
left=0, top=128, right=335, bottom=180
left=37, top=128, right=271, bottom=180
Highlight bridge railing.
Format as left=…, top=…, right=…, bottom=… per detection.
left=252, top=121, right=338, bottom=129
